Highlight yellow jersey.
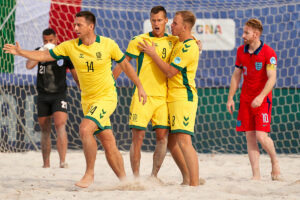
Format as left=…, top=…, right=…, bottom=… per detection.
left=126, top=32, right=178, bottom=97
left=49, top=35, right=125, bottom=102
left=168, top=39, right=199, bottom=102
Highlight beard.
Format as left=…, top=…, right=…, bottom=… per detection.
left=243, top=37, right=254, bottom=45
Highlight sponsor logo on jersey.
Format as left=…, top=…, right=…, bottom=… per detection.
left=237, top=120, right=241, bottom=127
left=255, top=62, right=262, bottom=71
left=79, top=53, right=84, bottom=58
left=174, top=57, right=181, bottom=64
left=270, top=57, right=276, bottom=65
left=57, top=59, right=64, bottom=67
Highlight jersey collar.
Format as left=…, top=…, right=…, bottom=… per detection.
left=244, top=40, right=264, bottom=55
left=183, top=38, right=193, bottom=43
left=78, top=35, right=101, bottom=46
left=149, top=32, right=168, bottom=37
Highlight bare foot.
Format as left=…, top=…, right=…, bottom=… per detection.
left=199, top=177, right=206, bottom=185
left=271, top=161, right=281, bottom=181
left=75, top=174, right=94, bottom=188
left=60, top=162, right=68, bottom=168
left=42, top=164, right=50, bottom=168
left=180, top=176, right=190, bottom=185
left=181, top=177, right=205, bottom=186
left=251, top=176, right=261, bottom=180
left=148, top=176, right=164, bottom=185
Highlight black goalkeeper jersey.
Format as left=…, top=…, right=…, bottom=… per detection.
left=35, top=47, right=74, bottom=94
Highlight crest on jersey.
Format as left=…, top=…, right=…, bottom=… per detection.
left=270, top=57, right=276, bottom=65
left=255, top=62, right=262, bottom=71
left=174, top=57, right=181, bottom=64
left=96, top=52, right=102, bottom=60
left=57, top=59, right=64, bottom=67
left=168, top=41, right=173, bottom=48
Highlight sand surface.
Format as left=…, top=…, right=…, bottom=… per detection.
left=0, top=151, right=299, bottom=200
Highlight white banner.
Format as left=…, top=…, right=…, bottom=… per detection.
left=143, top=19, right=235, bottom=51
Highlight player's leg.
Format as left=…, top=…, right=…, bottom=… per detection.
left=151, top=128, right=168, bottom=177
left=237, top=101, right=260, bottom=179
left=256, top=131, right=280, bottom=180
left=150, top=100, right=169, bottom=177
left=38, top=116, right=52, bottom=168
left=96, top=129, right=126, bottom=180
left=130, top=128, right=146, bottom=177
left=37, top=96, right=52, bottom=168
left=129, top=95, right=152, bottom=177
left=246, top=131, right=261, bottom=180
left=168, top=101, right=199, bottom=186
left=53, top=111, right=68, bottom=168
left=176, top=133, right=199, bottom=186
left=52, top=95, right=68, bottom=168
left=75, top=118, right=98, bottom=188
left=167, top=133, right=190, bottom=185
left=254, top=99, right=281, bottom=180
left=76, top=100, right=118, bottom=188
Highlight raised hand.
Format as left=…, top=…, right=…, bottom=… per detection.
left=138, top=40, right=156, bottom=57
left=3, top=42, right=21, bottom=55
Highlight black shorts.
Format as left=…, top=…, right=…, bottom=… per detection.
left=37, top=93, right=68, bottom=117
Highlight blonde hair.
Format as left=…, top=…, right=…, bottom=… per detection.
left=245, top=18, right=263, bottom=34
left=175, top=10, right=196, bottom=29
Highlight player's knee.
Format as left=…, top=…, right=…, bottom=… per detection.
left=40, top=125, right=51, bottom=134
left=79, top=125, right=91, bottom=138
left=132, top=132, right=145, bottom=143
left=156, top=135, right=167, bottom=145
left=256, top=133, right=269, bottom=145
left=54, top=123, right=66, bottom=132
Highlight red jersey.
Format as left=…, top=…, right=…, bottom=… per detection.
left=235, top=41, right=277, bottom=103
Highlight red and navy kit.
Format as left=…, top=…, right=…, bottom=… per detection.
left=235, top=41, right=277, bottom=132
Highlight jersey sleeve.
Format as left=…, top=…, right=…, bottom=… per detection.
left=110, top=39, right=125, bottom=63
left=49, top=41, right=69, bottom=60
left=65, top=58, right=74, bottom=70
left=125, top=36, right=141, bottom=59
left=235, top=46, right=243, bottom=69
left=266, top=48, right=277, bottom=70
left=170, top=42, right=198, bottom=71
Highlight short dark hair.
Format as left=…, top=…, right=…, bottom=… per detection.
left=75, top=11, right=96, bottom=26
left=42, top=28, right=56, bottom=36
left=150, top=6, right=167, bottom=18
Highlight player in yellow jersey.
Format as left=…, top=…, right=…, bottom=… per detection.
left=113, top=6, right=194, bottom=184
left=4, top=11, right=147, bottom=188
left=138, top=11, right=200, bottom=186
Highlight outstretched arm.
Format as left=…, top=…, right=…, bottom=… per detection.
left=118, top=58, right=147, bottom=104
left=138, top=40, right=179, bottom=78
left=226, top=67, right=242, bottom=114
left=26, top=60, right=39, bottom=70
left=3, top=42, right=55, bottom=62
